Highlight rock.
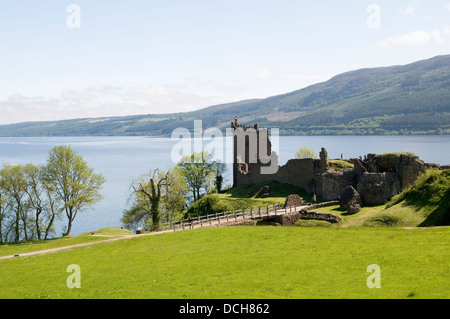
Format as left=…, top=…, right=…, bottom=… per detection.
left=284, top=194, right=303, bottom=208
left=339, top=185, right=362, bottom=210
left=346, top=202, right=361, bottom=214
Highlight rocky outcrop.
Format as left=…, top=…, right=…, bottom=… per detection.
left=346, top=202, right=361, bottom=214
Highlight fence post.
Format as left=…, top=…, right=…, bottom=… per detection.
left=259, top=206, right=261, bottom=218
left=267, top=205, right=269, bottom=217
left=250, top=207, right=253, bottom=219
left=242, top=208, right=245, bottom=219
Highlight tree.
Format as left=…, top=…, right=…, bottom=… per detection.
left=23, top=163, right=60, bottom=240
left=295, top=147, right=318, bottom=159
left=122, top=168, right=186, bottom=231
left=177, top=151, right=215, bottom=202
left=212, top=161, right=227, bottom=193
left=160, top=168, right=187, bottom=223
left=0, top=180, right=8, bottom=243
left=0, top=164, right=29, bottom=241
left=43, top=145, right=106, bottom=237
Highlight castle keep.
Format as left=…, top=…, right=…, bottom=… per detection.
left=231, top=117, right=428, bottom=205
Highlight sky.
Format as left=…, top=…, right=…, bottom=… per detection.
left=0, top=0, right=449, bottom=125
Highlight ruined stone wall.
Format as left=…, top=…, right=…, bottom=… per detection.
left=234, top=157, right=322, bottom=194
left=357, top=172, right=401, bottom=205
left=321, top=169, right=356, bottom=201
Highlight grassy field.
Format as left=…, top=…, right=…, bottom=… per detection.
left=0, top=226, right=448, bottom=299
left=0, top=227, right=134, bottom=258
left=1, top=170, right=448, bottom=299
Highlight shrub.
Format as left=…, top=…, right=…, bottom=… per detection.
left=185, top=194, right=232, bottom=218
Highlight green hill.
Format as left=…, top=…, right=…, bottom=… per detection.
left=1, top=55, right=450, bottom=136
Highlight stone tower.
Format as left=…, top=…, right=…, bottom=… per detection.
left=231, top=116, right=272, bottom=187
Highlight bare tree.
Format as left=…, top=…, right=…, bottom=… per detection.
left=123, top=168, right=186, bottom=232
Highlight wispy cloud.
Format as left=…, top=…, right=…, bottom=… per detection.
left=403, top=3, right=417, bottom=16
left=379, top=29, right=444, bottom=47
left=402, top=1, right=432, bottom=19
left=0, top=84, right=225, bottom=125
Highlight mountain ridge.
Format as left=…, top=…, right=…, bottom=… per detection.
left=1, top=54, right=449, bottom=136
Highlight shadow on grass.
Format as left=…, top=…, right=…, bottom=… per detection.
left=224, top=180, right=327, bottom=204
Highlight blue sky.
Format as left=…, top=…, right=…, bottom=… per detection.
left=0, top=0, right=449, bottom=124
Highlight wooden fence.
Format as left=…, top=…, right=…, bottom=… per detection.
left=160, top=202, right=310, bottom=232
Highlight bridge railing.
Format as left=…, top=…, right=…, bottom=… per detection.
left=160, top=202, right=311, bottom=232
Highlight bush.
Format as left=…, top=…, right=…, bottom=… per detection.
left=387, top=169, right=450, bottom=207
left=185, top=194, right=232, bottom=218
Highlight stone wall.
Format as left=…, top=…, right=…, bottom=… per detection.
left=357, top=172, right=401, bottom=205
left=256, top=209, right=342, bottom=226
left=321, top=169, right=356, bottom=201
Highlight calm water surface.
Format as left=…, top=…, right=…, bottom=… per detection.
left=0, top=135, right=448, bottom=236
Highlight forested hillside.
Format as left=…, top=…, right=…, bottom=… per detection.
left=1, top=55, right=449, bottom=136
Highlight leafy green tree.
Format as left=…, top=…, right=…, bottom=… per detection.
left=43, top=145, right=106, bottom=237
left=295, top=147, right=318, bottom=159
left=23, top=163, right=60, bottom=240
left=177, top=151, right=215, bottom=202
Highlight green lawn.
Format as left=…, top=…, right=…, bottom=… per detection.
left=0, top=227, right=134, bottom=258
left=1, top=226, right=448, bottom=299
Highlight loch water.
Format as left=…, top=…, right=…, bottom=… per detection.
left=0, top=135, right=448, bottom=236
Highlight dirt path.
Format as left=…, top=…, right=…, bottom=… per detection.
left=1, top=203, right=326, bottom=261
left=0, top=229, right=174, bottom=261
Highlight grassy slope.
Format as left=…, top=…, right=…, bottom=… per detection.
left=0, top=226, right=448, bottom=299
left=0, top=227, right=134, bottom=258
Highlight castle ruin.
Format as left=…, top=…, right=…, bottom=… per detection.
left=231, top=117, right=428, bottom=205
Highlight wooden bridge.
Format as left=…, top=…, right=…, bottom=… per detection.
left=161, top=201, right=339, bottom=232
